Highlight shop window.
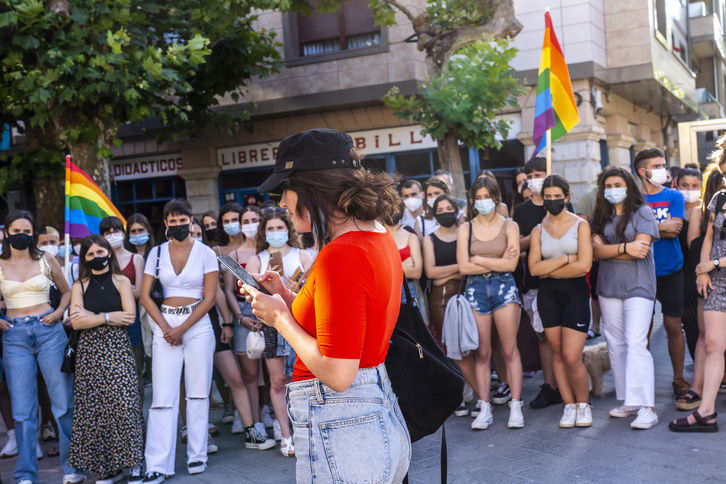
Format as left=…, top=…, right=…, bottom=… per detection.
left=363, top=156, right=386, bottom=173
left=396, top=147, right=471, bottom=187
left=297, top=0, right=380, bottom=57
left=113, top=176, right=186, bottom=233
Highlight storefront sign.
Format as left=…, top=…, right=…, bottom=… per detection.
left=217, top=125, right=438, bottom=170
left=112, top=153, right=182, bottom=181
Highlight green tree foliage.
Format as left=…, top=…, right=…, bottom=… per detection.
left=0, top=0, right=281, bottom=198
left=383, top=39, right=523, bottom=152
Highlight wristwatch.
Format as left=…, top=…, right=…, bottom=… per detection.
left=714, top=259, right=721, bottom=271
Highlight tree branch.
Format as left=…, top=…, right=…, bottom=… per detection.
left=382, top=0, right=418, bottom=26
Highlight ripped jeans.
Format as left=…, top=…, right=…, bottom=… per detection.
left=145, top=309, right=215, bottom=475
left=465, top=272, right=521, bottom=315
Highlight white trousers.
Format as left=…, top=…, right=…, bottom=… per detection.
left=598, top=296, right=655, bottom=407
left=145, top=310, right=215, bottom=475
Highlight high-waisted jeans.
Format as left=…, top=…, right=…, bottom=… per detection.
left=144, top=308, right=215, bottom=475
left=287, top=363, right=411, bottom=483
left=1, top=311, right=76, bottom=483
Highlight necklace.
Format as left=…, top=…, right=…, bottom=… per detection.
left=91, top=272, right=111, bottom=291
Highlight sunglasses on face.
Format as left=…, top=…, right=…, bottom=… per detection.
left=262, top=207, right=288, bottom=215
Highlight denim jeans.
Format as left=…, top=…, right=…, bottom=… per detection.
left=2, top=311, right=76, bottom=483
left=287, top=363, right=411, bottom=483
left=145, top=308, right=215, bottom=475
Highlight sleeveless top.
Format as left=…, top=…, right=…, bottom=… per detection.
left=121, top=254, right=136, bottom=285
left=0, top=258, right=50, bottom=309
left=470, top=220, right=509, bottom=258
left=539, top=218, right=581, bottom=260
left=258, top=247, right=304, bottom=280
left=399, top=246, right=411, bottom=262
left=431, top=233, right=457, bottom=267
left=232, top=249, right=248, bottom=298
left=83, top=271, right=123, bottom=313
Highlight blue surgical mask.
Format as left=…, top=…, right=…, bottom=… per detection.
left=474, top=199, right=496, bottom=215
left=224, top=223, right=242, bottom=237
left=266, top=232, right=289, bottom=248
left=129, top=233, right=150, bottom=246
left=58, top=244, right=66, bottom=258
left=604, top=187, right=627, bottom=205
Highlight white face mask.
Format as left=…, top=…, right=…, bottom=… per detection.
left=40, top=245, right=59, bottom=258
left=528, top=177, right=545, bottom=196
left=646, top=167, right=668, bottom=186
left=242, top=222, right=259, bottom=239
left=403, top=197, right=423, bottom=213
left=105, top=232, right=125, bottom=249
left=680, top=189, right=701, bottom=204
left=73, top=244, right=82, bottom=255
left=427, top=197, right=437, bottom=208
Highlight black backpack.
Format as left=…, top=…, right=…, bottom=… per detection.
left=386, top=279, right=465, bottom=483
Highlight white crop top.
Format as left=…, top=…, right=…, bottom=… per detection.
left=144, top=242, right=218, bottom=300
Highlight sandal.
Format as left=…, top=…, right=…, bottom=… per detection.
left=675, top=390, right=702, bottom=411
left=669, top=410, right=718, bottom=432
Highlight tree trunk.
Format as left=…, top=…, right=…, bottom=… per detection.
left=33, top=177, right=64, bottom=229
left=68, top=140, right=111, bottom=196
left=438, top=129, right=467, bottom=200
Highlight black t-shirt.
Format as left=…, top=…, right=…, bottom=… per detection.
left=512, top=199, right=574, bottom=292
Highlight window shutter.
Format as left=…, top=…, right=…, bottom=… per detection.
left=342, top=0, right=378, bottom=36
left=297, top=1, right=340, bottom=43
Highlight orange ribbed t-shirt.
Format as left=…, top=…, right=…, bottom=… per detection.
left=291, top=230, right=403, bottom=382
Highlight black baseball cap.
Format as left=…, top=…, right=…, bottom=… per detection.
left=257, top=129, right=358, bottom=194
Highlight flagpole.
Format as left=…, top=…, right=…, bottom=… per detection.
left=546, top=129, right=552, bottom=175
left=64, top=155, right=70, bottom=282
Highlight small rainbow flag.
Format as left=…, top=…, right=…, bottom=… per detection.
left=65, top=155, right=126, bottom=238
left=531, top=10, right=579, bottom=159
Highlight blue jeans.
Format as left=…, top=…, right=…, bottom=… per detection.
left=2, top=311, right=76, bottom=482
left=287, top=363, right=411, bottom=483
left=465, top=272, right=521, bottom=315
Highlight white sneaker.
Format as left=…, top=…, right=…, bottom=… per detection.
left=280, top=436, right=295, bottom=457
left=609, top=405, right=640, bottom=418
left=575, top=403, right=593, bottom=427
left=454, top=402, right=469, bottom=417
left=470, top=400, right=483, bottom=418
left=273, top=420, right=282, bottom=441
left=187, top=462, right=206, bottom=475
left=261, top=405, right=275, bottom=428
left=630, top=407, right=658, bottom=430
left=207, top=433, right=218, bottom=454
left=253, top=422, right=267, bottom=438
left=36, top=441, right=43, bottom=460
left=63, top=472, right=86, bottom=484
left=17, top=480, right=33, bottom=484
left=508, top=399, right=524, bottom=429
left=559, top=403, right=576, bottom=428
left=1, top=429, right=17, bottom=457
left=463, top=383, right=474, bottom=404
left=471, top=401, right=493, bottom=430
left=231, top=412, right=245, bottom=434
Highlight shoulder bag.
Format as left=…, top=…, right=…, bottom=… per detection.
left=150, top=244, right=165, bottom=308
left=42, top=255, right=62, bottom=310
left=61, top=279, right=85, bottom=374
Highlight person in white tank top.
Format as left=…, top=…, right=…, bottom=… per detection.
left=246, top=208, right=312, bottom=457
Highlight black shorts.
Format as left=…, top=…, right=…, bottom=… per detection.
left=589, top=260, right=599, bottom=300
left=656, top=269, right=684, bottom=318
left=537, top=277, right=591, bottom=334
left=210, top=307, right=231, bottom=353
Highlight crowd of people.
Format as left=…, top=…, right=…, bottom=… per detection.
left=0, top=127, right=725, bottom=483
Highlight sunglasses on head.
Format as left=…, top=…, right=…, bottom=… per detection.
left=262, top=207, right=288, bottom=215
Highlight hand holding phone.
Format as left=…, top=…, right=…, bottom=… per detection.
left=217, top=255, right=271, bottom=295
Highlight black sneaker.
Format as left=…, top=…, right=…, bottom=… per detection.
left=142, top=472, right=165, bottom=484
left=221, top=402, right=235, bottom=424
left=188, top=462, right=206, bottom=475
left=529, top=383, right=563, bottom=409
left=245, top=426, right=276, bottom=450
left=129, top=463, right=144, bottom=483
left=492, top=383, right=511, bottom=405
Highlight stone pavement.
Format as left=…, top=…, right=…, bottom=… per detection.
left=3, top=308, right=726, bottom=483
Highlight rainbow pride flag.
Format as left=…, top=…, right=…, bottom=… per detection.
left=64, top=155, right=126, bottom=238
left=531, top=10, right=579, bottom=159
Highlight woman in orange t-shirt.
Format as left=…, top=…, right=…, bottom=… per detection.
left=242, top=129, right=411, bottom=483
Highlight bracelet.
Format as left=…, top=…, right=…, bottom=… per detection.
left=104, top=313, right=110, bottom=324
left=222, top=322, right=234, bottom=328
left=624, top=241, right=628, bottom=254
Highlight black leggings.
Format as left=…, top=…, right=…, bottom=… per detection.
left=537, top=276, right=591, bottom=334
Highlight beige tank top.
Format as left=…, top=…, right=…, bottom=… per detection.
left=470, top=220, right=509, bottom=258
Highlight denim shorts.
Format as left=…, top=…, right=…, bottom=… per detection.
left=287, top=363, right=411, bottom=483
left=465, top=272, right=521, bottom=315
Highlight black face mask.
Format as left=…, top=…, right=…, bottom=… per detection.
left=88, top=256, right=110, bottom=271
left=204, top=229, right=217, bottom=242
left=8, top=233, right=33, bottom=251
left=167, top=224, right=190, bottom=242
left=435, top=212, right=457, bottom=228
left=543, top=199, right=566, bottom=216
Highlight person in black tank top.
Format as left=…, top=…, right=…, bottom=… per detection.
left=68, top=234, right=144, bottom=482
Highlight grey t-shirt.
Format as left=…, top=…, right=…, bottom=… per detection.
left=596, top=205, right=659, bottom=300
